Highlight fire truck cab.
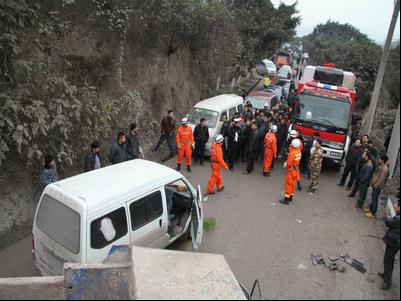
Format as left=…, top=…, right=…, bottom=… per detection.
left=295, top=65, right=357, bottom=167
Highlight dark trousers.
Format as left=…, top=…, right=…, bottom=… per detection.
left=247, top=151, right=256, bottom=173
left=383, top=244, right=399, bottom=284
left=300, top=154, right=310, bottom=176
left=351, top=176, right=361, bottom=196
left=340, top=163, right=357, bottom=188
left=357, top=181, right=369, bottom=208
left=222, top=140, right=228, bottom=162
left=228, top=143, right=240, bottom=170
left=194, top=141, right=206, bottom=164
left=369, top=188, right=382, bottom=216
left=155, top=133, right=175, bottom=155
left=239, top=141, right=248, bottom=162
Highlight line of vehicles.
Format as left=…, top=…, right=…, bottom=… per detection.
left=32, top=53, right=357, bottom=276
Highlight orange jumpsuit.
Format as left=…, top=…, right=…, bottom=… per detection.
left=176, top=125, right=194, bottom=166
left=290, top=140, right=303, bottom=182
left=263, top=132, right=277, bottom=173
left=285, top=148, right=302, bottom=198
left=207, top=143, right=229, bottom=193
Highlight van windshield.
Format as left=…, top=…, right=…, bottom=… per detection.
left=188, top=108, right=219, bottom=128
left=36, top=195, right=80, bottom=254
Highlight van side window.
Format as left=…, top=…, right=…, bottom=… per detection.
left=90, top=207, right=128, bottom=250
left=229, top=107, right=237, bottom=118
left=220, top=111, right=228, bottom=121
left=130, top=191, right=163, bottom=231
left=238, top=104, right=244, bottom=113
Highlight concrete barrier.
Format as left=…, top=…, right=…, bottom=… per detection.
left=0, top=276, right=64, bottom=300
left=0, top=247, right=246, bottom=300
left=130, top=247, right=246, bottom=300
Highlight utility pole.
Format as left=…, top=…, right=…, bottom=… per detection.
left=363, top=0, right=400, bottom=135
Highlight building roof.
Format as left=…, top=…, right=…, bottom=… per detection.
left=53, top=160, right=182, bottom=215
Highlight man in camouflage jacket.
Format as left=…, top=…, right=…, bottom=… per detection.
left=308, top=139, right=324, bottom=193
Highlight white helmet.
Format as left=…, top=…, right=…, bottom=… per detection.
left=289, top=130, right=298, bottom=138
left=215, top=134, right=224, bottom=144
left=305, top=111, right=312, bottom=120
left=292, top=138, right=301, bottom=149
left=181, top=118, right=188, bottom=125
left=271, top=125, right=278, bottom=133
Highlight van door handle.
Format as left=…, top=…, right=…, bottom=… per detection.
left=159, top=219, right=162, bottom=228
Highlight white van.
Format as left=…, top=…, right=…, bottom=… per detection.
left=32, top=160, right=203, bottom=276
left=187, top=94, right=244, bottom=155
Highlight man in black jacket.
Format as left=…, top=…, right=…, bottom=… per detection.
left=277, top=118, right=288, bottom=158
left=338, top=138, right=363, bottom=189
left=126, top=123, right=143, bottom=160
left=154, top=110, right=176, bottom=157
left=247, top=121, right=259, bottom=174
left=379, top=198, right=400, bottom=291
left=220, top=115, right=230, bottom=162
left=356, top=150, right=374, bottom=210
left=227, top=119, right=243, bottom=171
left=108, top=131, right=127, bottom=165
left=84, top=141, right=102, bottom=172
left=193, top=118, right=209, bottom=165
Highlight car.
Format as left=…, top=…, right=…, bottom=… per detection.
left=262, top=59, right=277, bottom=77
left=278, top=65, right=292, bottom=80
left=246, top=91, right=279, bottom=112
left=265, top=85, right=284, bottom=101
left=275, top=79, right=292, bottom=98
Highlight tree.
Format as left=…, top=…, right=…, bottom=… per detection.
left=231, top=0, right=300, bottom=61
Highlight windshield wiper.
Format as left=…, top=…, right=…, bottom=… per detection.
left=312, top=118, right=337, bottom=128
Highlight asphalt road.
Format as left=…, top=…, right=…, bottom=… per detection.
left=1, top=157, right=399, bottom=300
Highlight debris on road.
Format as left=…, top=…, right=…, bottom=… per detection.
left=311, top=254, right=325, bottom=266
left=226, top=194, right=239, bottom=199
left=296, top=219, right=302, bottom=224
left=311, top=254, right=347, bottom=273
left=340, top=255, right=367, bottom=274
left=329, top=256, right=339, bottom=262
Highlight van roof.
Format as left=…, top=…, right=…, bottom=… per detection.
left=52, top=160, right=182, bottom=214
left=194, top=94, right=243, bottom=112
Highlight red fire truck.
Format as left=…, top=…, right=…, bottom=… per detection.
left=294, top=64, right=357, bottom=167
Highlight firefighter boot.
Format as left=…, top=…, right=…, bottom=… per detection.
left=176, top=164, right=181, bottom=171
left=289, top=195, right=293, bottom=203
left=280, top=197, right=290, bottom=205
left=187, top=166, right=192, bottom=173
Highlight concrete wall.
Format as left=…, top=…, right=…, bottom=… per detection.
left=0, top=276, right=65, bottom=300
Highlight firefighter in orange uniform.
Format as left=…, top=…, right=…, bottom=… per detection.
left=288, top=130, right=304, bottom=191
left=280, top=139, right=302, bottom=205
left=176, top=118, right=195, bottom=172
left=263, top=125, right=278, bottom=177
left=207, top=135, right=229, bottom=195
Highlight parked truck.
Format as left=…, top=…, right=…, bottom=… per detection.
left=294, top=64, right=357, bottom=168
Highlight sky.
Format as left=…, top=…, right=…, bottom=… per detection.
left=271, top=0, right=401, bottom=44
